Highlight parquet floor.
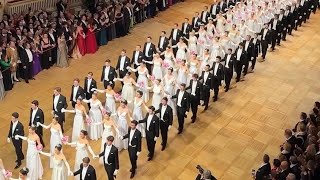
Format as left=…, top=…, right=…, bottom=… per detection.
left=1, top=1, right=320, bottom=179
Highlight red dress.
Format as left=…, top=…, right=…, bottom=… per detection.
left=77, top=29, right=86, bottom=56
left=85, top=27, right=98, bottom=54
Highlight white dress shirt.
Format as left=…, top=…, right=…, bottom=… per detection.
left=236, top=49, right=242, bottom=61
left=159, top=37, right=165, bottom=49
left=193, top=17, right=199, bottom=27
left=73, top=86, right=79, bottom=102
left=49, top=33, right=55, bottom=42
left=147, top=114, right=153, bottom=131
left=173, top=29, right=177, bottom=40
left=226, top=54, right=231, bottom=68
left=87, top=79, right=92, bottom=92
left=120, top=56, right=126, bottom=71
left=134, top=51, right=139, bottom=65
left=160, top=105, right=167, bottom=120
left=54, top=94, right=60, bottom=111
left=104, top=66, right=110, bottom=81
left=245, top=41, right=249, bottom=51
left=81, top=166, right=88, bottom=180
left=31, top=108, right=38, bottom=124
left=203, top=72, right=209, bottom=84
left=262, top=29, right=267, bottom=40
left=12, top=121, right=18, bottom=136
left=104, top=145, right=112, bottom=164
left=129, top=129, right=136, bottom=146
left=202, top=11, right=207, bottom=22
left=25, top=49, right=33, bottom=62
left=183, top=23, right=188, bottom=34
left=191, top=81, right=197, bottom=96
left=272, top=20, right=277, bottom=30
left=213, top=63, right=219, bottom=76
left=145, top=43, right=151, bottom=57
left=177, top=91, right=184, bottom=107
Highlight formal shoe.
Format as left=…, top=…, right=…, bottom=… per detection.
left=129, top=168, right=133, bottom=172
left=147, top=153, right=151, bottom=157
left=130, top=172, right=135, bottom=179
left=204, top=106, right=208, bottom=111
left=14, top=80, right=20, bottom=82
left=147, top=157, right=152, bottom=161
left=14, top=163, right=21, bottom=169
left=191, top=119, right=196, bottom=123
left=177, top=130, right=182, bottom=134
left=161, top=146, right=166, bottom=151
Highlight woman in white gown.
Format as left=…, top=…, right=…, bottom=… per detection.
left=184, top=31, right=197, bottom=56
left=65, top=130, right=96, bottom=180
left=163, top=68, right=177, bottom=115
left=113, top=100, right=132, bottom=151
left=199, top=49, right=211, bottom=74
left=172, top=38, right=188, bottom=61
left=133, top=91, right=148, bottom=138
left=62, top=98, right=88, bottom=142
left=177, top=60, right=189, bottom=86
left=10, top=167, right=30, bottom=180
left=37, top=117, right=63, bottom=168
left=224, top=9, right=234, bottom=31
left=152, top=53, right=163, bottom=80
left=148, top=79, right=164, bottom=109
left=15, top=127, right=43, bottom=180
left=94, top=112, right=119, bottom=164
left=115, top=72, right=138, bottom=108
left=93, top=83, right=117, bottom=114
left=209, top=37, right=223, bottom=65
left=205, top=19, right=215, bottom=42
left=215, top=13, right=226, bottom=34
left=83, top=93, right=104, bottom=141
left=39, top=144, right=71, bottom=180
left=189, top=54, right=200, bottom=80
left=196, top=25, right=207, bottom=57
left=161, top=46, right=176, bottom=76
left=246, top=13, right=258, bottom=37
left=128, top=62, right=150, bottom=102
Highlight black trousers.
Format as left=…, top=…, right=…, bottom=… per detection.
left=149, top=4, right=157, bottom=17
left=85, top=92, right=92, bottom=109
left=202, top=86, right=210, bottom=108
left=128, top=146, right=138, bottom=172
left=119, top=70, right=127, bottom=86
left=235, top=60, right=242, bottom=81
left=212, top=80, right=220, bottom=100
left=104, top=164, right=115, bottom=180
left=160, top=120, right=169, bottom=148
left=224, top=69, right=233, bottom=91
left=270, top=30, right=277, bottom=49
left=12, top=139, right=24, bottom=163
left=22, top=64, right=32, bottom=82
left=72, top=101, right=76, bottom=108
left=189, top=96, right=199, bottom=120
left=146, top=133, right=156, bottom=158
left=145, top=57, right=153, bottom=74
left=176, top=106, right=187, bottom=132
left=133, top=64, right=139, bottom=78
left=55, top=111, right=65, bottom=133
left=123, top=17, right=131, bottom=35
left=282, top=27, right=288, bottom=40
left=251, top=56, right=257, bottom=70
left=261, top=40, right=268, bottom=59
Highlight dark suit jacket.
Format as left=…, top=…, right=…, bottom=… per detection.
left=53, top=94, right=68, bottom=112
left=100, top=66, right=117, bottom=82
left=233, top=48, right=248, bottom=64
left=17, top=47, right=29, bottom=66
left=211, top=62, right=224, bottom=82
left=260, top=28, right=271, bottom=43
left=155, top=104, right=173, bottom=125
left=255, top=163, right=271, bottom=180
left=199, top=71, right=214, bottom=89
left=181, top=22, right=192, bottom=35
left=269, top=18, right=282, bottom=32
left=116, top=56, right=131, bottom=71
left=74, top=164, right=97, bottom=180
left=172, top=90, right=190, bottom=110
left=168, top=28, right=182, bottom=44
left=8, top=121, right=24, bottom=139
left=157, top=36, right=169, bottom=52
left=131, top=51, right=144, bottom=65
left=143, top=42, right=156, bottom=58
left=222, top=54, right=235, bottom=73
left=84, top=78, right=97, bottom=93
left=123, top=128, right=142, bottom=152
left=216, top=2, right=227, bottom=14
left=29, top=108, right=45, bottom=135
left=186, top=79, right=202, bottom=101
left=139, top=114, right=159, bottom=139
left=191, top=17, right=202, bottom=30
left=196, top=174, right=217, bottom=180
left=70, top=86, right=85, bottom=102
left=242, top=40, right=254, bottom=59
left=200, top=11, right=211, bottom=23
left=99, top=144, right=119, bottom=169
left=56, top=0, right=67, bottom=13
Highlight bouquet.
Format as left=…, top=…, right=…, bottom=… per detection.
left=162, top=62, right=169, bottom=68
left=4, top=170, right=12, bottom=178
left=138, top=81, right=145, bottom=88
left=208, top=35, right=214, bottom=40
left=176, top=58, right=182, bottom=64
left=149, top=75, right=155, bottom=81
left=227, top=20, right=231, bottom=23
left=61, top=136, right=69, bottom=144
left=36, top=144, right=43, bottom=151
left=101, top=108, right=107, bottom=115
left=190, top=50, right=196, bottom=55
left=85, top=117, right=92, bottom=126
left=114, top=93, right=122, bottom=101
left=197, top=39, right=204, bottom=45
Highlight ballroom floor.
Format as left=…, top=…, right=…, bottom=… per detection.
left=1, top=1, right=320, bottom=179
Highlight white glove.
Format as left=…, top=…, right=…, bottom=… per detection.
left=251, top=57, right=254, bottom=60
left=210, top=89, right=213, bottom=92
left=185, top=111, right=188, bottom=116
left=154, top=137, right=157, bottom=141
left=93, top=155, right=98, bottom=159
left=91, top=88, right=96, bottom=91
left=68, top=171, right=73, bottom=176
left=113, top=169, right=119, bottom=176
left=14, top=135, right=20, bottom=140
left=61, top=108, right=66, bottom=113
left=7, top=138, right=11, bottom=143
left=136, top=152, right=141, bottom=156
left=168, top=125, right=172, bottom=130
left=36, top=122, right=40, bottom=127
left=126, top=66, right=130, bottom=70
left=119, top=135, right=123, bottom=140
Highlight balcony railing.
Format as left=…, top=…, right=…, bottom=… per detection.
left=5, top=0, right=82, bottom=15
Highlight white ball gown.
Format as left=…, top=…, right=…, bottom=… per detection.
left=74, top=142, right=88, bottom=179
left=0, top=168, right=5, bottom=180
left=136, top=68, right=149, bottom=102
left=51, top=157, right=68, bottom=180
left=175, top=44, right=187, bottom=61
left=71, top=108, right=85, bottom=142
left=152, top=60, right=163, bottom=80
left=197, top=31, right=207, bottom=57
left=177, top=67, right=188, bottom=85
left=162, top=52, right=177, bottom=76
left=133, top=98, right=145, bottom=137
left=152, top=85, right=163, bottom=110
left=163, top=75, right=176, bottom=115
left=188, top=36, right=198, bottom=55
left=49, top=128, right=62, bottom=168
left=99, top=125, right=114, bottom=164
left=113, top=111, right=128, bottom=151
left=105, top=93, right=116, bottom=114
left=121, top=81, right=135, bottom=104
left=88, top=100, right=103, bottom=140
left=26, top=139, right=43, bottom=180
left=199, top=54, right=210, bottom=74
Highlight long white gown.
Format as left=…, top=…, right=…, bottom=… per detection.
left=215, top=17, right=225, bottom=34
left=137, top=68, right=149, bottom=102
left=49, top=128, right=62, bottom=168
left=105, top=93, right=116, bottom=114
left=71, top=108, right=85, bottom=142
left=175, top=44, right=187, bottom=61
left=197, top=31, right=207, bottom=57
left=88, top=100, right=103, bottom=141
left=74, top=142, right=88, bottom=179
left=188, top=36, right=198, bottom=55
left=206, top=24, right=215, bottom=42
left=122, top=81, right=135, bottom=104
left=26, top=139, right=43, bottom=180
left=51, top=157, right=67, bottom=180
left=0, top=168, right=5, bottom=180
left=200, top=54, right=210, bottom=74
left=177, top=67, right=188, bottom=85
left=99, top=125, right=114, bottom=164
left=162, top=52, right=177, bottom=77
left=152, top=85, right=162, bottom=110
left=133, top=98, right=145, bottom=137
left=152, top=61, right=163, bottom=80
left=113, top=111, right=128, bottom=151
left=163, top=75, right=176, bottom=115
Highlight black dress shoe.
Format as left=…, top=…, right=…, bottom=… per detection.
left=204, top=106, right=208, bottom=111
left=14, top=163, right=21, bottom=169
left=161, top=146, right=166, bottom=151
left=130, top=172, right=135, bottom=179
left=25, top=80, right=29, bottom=83
left=191, top=118, right=196, bottom=123
left=177, top=130, right=182, bottom=134
left=147, top=157, right=152, bottom=161
left=129, top=168, right=133, bottom=172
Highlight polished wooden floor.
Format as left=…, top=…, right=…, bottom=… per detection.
left=1, top=1, right=320, bottom=179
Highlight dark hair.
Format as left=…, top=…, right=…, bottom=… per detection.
left=193, top=74, right=199, bottom=78
left=88, top=72, right=93, bottom=76
left=148, top=106, right=155, bottom=111
left=54, top=87, right=62, bottom=92
left=161, top=31, right=166, bottom=34
left=105, top=59, right=111, bottom=63
left=131, top=120, right=138, bottom=126
left=162, top=97, right=168, bottom=102
left=53, top=116, right=60, bottom=122
left=147, top=36, right=152, bottom=39
left=300, top=112, right=307, bottom=120
left=81, top=130, right=88, bottom=136
left=55, top=144, right=63, bottom=151
left=168, top=67, right=173, bottom=72
left=273, top=159, right=281, bottom=167
left=12, top=112, right=19, bottom=118
left=20, top=167, right=29, bottom=176
left=121, top=99, right=128, bottom=105
left=126, top=72, right=131, bottom=76
left=216, top=56, right=221, bottom=60
left=180, top=83, right=186, bottom=87
left=107, top=136, right=114, bottom=142
left=122, top=49, right=126, bottom=53
left=29, top=126, right=36, bottom=131
left=82, top=157, right=90, bottom=163
left=136, top=90, right=143, bottom=96
left=205, top=64, right=210, bottom=68
left=73, top=78, right=80, bottom=82
left=31, top=100, right=39, bottom=106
